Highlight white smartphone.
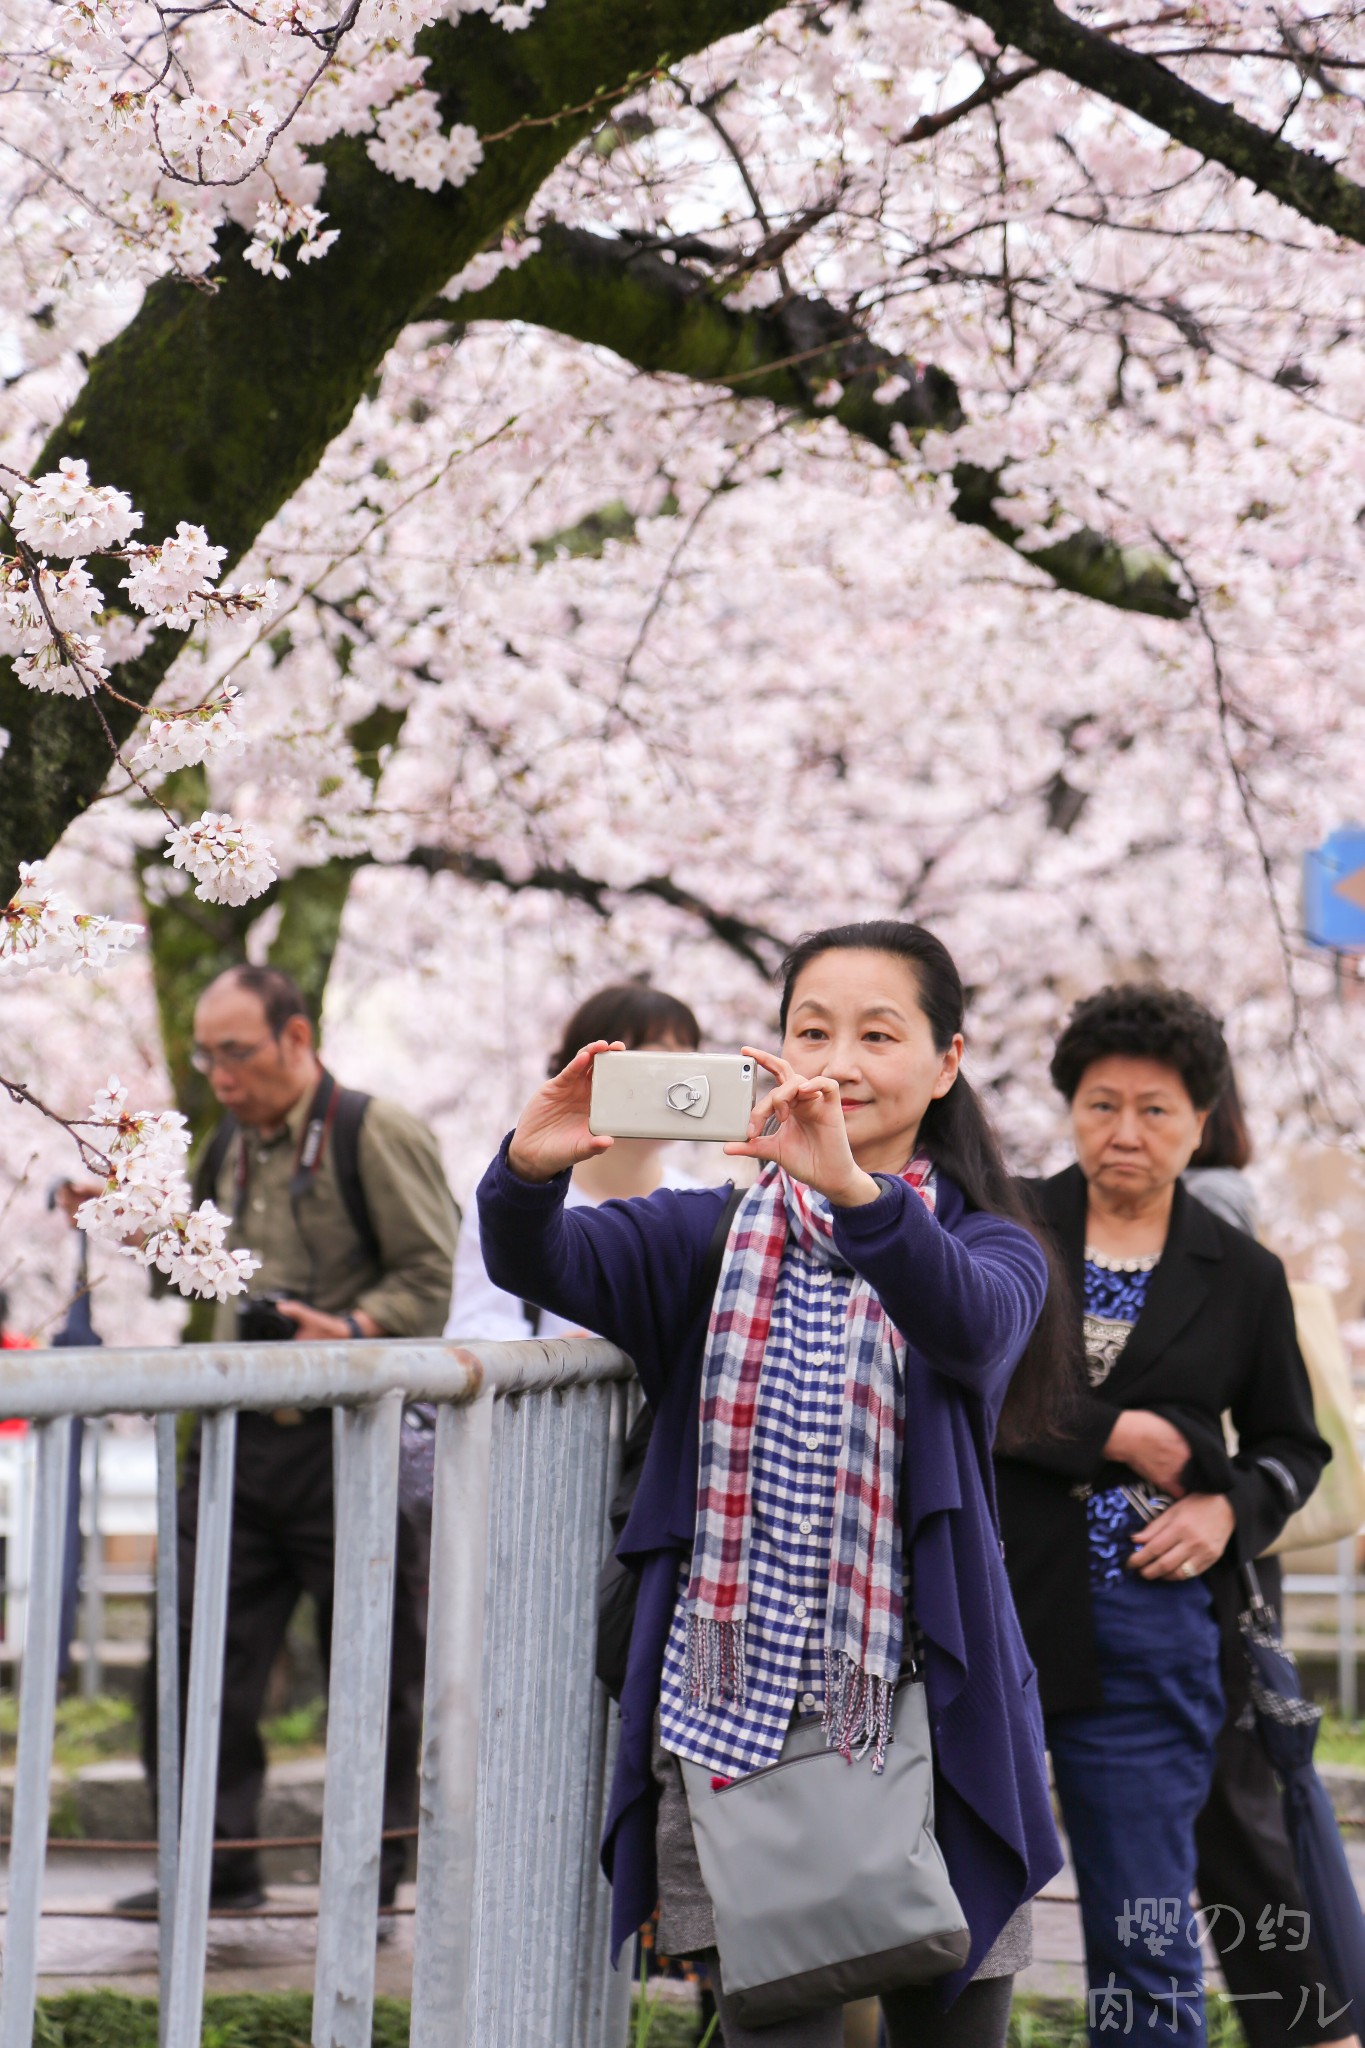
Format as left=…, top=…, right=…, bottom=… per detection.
left=588, top=1050, right=757, bottom=1142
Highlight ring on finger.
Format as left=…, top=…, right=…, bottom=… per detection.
left=1178, top=1560, right=1197, bottom=1580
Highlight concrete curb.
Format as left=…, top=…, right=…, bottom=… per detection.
left=0, top=1755, right=327, bottom=1844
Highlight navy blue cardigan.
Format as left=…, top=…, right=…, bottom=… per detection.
left=477, top=1141, right=1063, bottom=1996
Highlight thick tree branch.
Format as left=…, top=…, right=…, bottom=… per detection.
left=445, top=222, right=1191, bottom=619
left=407, top=844, right=788, bottom=976
left=0, top=0, right=781, bottom=897
left=446, top=220, right=962, bottom=451
left=954, top=0, right=1365, bottom=246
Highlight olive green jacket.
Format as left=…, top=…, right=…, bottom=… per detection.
left=202, top=1078, right=458, bottom=1342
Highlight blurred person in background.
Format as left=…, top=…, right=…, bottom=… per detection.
left=123, top=962, right=458, bottom=1918
left=1183, top=1072, right=1258, bottom=1237
left=1183, top=1072, right=1356, bottom=2048
left=997, top=985, right=1330, bottom=2048
left=446, top=981, right=707, bottom=1343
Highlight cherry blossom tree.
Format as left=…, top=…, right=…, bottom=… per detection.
left=2, top=0, right=1365, bottom=1319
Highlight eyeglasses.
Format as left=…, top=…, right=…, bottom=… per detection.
left=189, top=1037, right=274, bottom=1074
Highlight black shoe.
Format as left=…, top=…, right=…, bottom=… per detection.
left=113, top=1879, right=267, bottom=1917
left=113, top=1885, right=158, bottom=1918
left=210, top=1880, right=267, bottom=1913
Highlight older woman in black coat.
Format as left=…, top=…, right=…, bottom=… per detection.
left=996, top=986, right=1329, bottom=2048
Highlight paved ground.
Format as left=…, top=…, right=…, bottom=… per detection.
left=13, top=1833, right=1365, bottom=2015
left=12, top=1850, right=415, bottom=1999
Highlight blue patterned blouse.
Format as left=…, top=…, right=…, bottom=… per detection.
left=1083, top=1249, right=1164, bottom=1586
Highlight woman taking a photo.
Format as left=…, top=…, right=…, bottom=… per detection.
left=996, top=985, right=1330, bottom=2048
left=478, top=921, right=1071, bottom=2047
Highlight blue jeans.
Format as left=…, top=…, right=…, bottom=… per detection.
left=1048, top=1570, right=1224, bottom=2048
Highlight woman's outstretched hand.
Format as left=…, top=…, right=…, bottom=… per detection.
left=723, top=1048, right=881, bottom=1207
left=507, top=1041, right=622, bottom=1184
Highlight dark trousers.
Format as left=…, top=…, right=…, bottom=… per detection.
left=1048, top=1572, right=1225, bottom=2048
left=1195, top=1562, right=1349, bottom=2048
left=141, top=1409, right=427, bottom=1898
left=706, top=1957, right=1013, bottom=2048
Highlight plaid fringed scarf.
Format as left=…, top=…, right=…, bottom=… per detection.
left=684, top=1158, right=936, bottom=1771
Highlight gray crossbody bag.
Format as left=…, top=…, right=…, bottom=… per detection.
left=680, top=1678, right=970, bottom=2027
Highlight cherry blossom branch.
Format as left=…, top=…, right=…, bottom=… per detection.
left=1151, top=527, right=1323, bottom=1122
left=5, top=139, right=216, bottom=290
left=0, top=1075, right=114, bottom=1177
left=0, top=461, right=278, bottom=903
left=900, top=58, right=1042, bottom=143
left=147, top=0, right=364, bottom=190
left=616, top=432, right=763, bottom=701
left=955, top=0, right=1365, bottom=246
left=0, top=1072, right=260, bottom=1299
left=406, top=846, right=788, bottom=976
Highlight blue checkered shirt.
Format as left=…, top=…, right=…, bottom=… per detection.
left=658, top=1239, right=855, bottom=1779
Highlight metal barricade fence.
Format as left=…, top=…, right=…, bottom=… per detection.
left=1284, top=1536, right=1363, bottom=1720
left=0, top=1336, right=637, bottom=2048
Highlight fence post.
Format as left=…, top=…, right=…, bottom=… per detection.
left=312, top=1392, right=403, bottom=2048
left=462, top=1381, right=620, bottom=2046
left=164, top=1410, right=237, bottom=2048
left=155, top=1410, right=182, bottom=2046
left=578, top=1378, right=633, bottom=2048
left=0, top=1415, right=73, bottom=2048
left=80, top=1417, right=105, bottom=1699
left=411, top=1392, right=495, bottom=2048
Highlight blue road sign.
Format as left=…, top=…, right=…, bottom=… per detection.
left=1304, top=826, right=1365, bottom=951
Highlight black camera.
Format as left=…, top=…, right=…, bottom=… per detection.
left=236, top=1291, right=302, bottom=1343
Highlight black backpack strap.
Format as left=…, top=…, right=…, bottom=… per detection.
left=193, top=1116, right=238, bottom=1211
left=328, top=1087, right=380, bottom=1266
left=701, top=1182, right=745, bottom=1300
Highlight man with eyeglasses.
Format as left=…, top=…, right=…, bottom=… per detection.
left=123, top=962, right=458, bottom=1920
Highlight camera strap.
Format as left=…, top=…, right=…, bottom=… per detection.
left=227, top=1067, right=340, bottom=1225
left=288, top=1068, right=341, bottom=1211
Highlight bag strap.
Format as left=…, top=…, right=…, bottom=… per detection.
left=193, top=1116, right=238, bottom=1210
left=703, top=1182, right=745, bottom=1299
left=328, top=1085, right=379, bottom=1266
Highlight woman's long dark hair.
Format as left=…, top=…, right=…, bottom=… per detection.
left=548, top=982, right=701, bottom=1077
left=778, top=921, right=1079, bottom=1452
left=1188, top=1069, right=1252, bottom=1171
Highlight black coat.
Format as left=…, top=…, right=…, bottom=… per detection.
left=996, top=1165, right=1329, bottom=1717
